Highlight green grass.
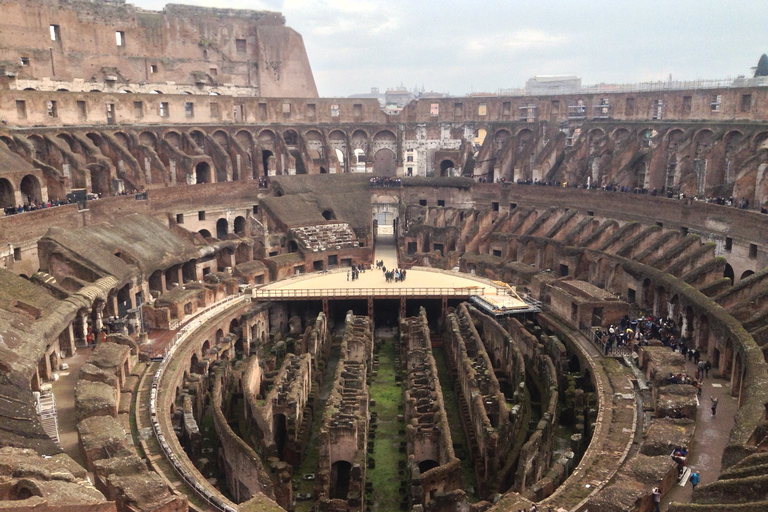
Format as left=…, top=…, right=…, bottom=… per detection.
left=366, top=337, right=407, bottom=511
left=432, top=347, right=480, bottom=502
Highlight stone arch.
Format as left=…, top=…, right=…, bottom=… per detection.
left=439, top=159, right=455, bottom=177
left=189, top=130, right=206, bottom=149
left=202, top=340, right=211, bottom=354
left=373, top=148, right=397, bottom=176
left=351, top=130, right=368, bottom=154
left=56, top=133, right=76, bottom=152
left=751, top=131, right=768, bottom=151
left=138, top=131, right=157, bottom=149
left=113, top=131, right=131, bottom=149
left=199, top=229, right=211, bottom=238
left=492, top=129, right=511, bottom=154
left=330, top=460, right=353, bottom=499
left=216, top=218, right=228, bottom=239
left=215, top=329, right=224, bottom=343
left=229, top=317, right=240, bottom=335
left=724, top=263, right=735, bottom=284
left=164, top=131, right=182, bottom=148
left=190, top=353, right=199, bottom=373
left=282, top=129, right=298, bottom=146
left=516, top=128, right=533, bottom=154
left=20, top=174, right=41, bottom=204
left=305, top=129, right=323, bottom=160
left=740, top=270, right=755, bottom=281
left=234, top=216, right=246, bottom=235
left=0, top=178, right=15, bottom=208
left=195, top=162, right=211, bottom=184
left=235, top=129, right=253, bottom=148
left=86, top=131, right=104, bottom=149
left=611, top=128, right=630, bottom=148
left=213, top=130, right=229, bottom=148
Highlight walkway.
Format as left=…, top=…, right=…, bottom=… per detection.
left=255, top=235, right=528, bottom=312
left=50, top=347, right=92, bottom=467
left=662, top=356, right=738, bottom=510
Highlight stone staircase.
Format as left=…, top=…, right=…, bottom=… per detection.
left=36, top=391, right=60, bottom=446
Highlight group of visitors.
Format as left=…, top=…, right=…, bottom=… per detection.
left=369, top=176, right=401, bottom=188
left=258, top=177, right=269, bottom=189
left=346, top=263, right=365, bottom=281
left=3, top=198, right=70, bottom=216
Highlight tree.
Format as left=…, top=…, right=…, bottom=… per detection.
left=755, top=54, right=768, bottom=77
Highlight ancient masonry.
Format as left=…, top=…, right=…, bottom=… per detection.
left=1, top=1, right=768, bottom=512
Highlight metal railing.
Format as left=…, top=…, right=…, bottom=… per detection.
left=253, top=286, right=485, bottom=299
left=580, top=324, right=634, bottom=357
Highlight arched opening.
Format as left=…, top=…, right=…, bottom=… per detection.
left=216, top=219, right=228, bottom=239
left=283, top=130, right=298, bottom=146
left=20, top=175, right=41, bottom=204
left=740, top=270, right=755, bottom=281
left=149, top=270, right=163, bottom=296
left=202, top=340, right=210, bottom=354
left=288, top=240, right=298, bottom=253
left=234, top=216, right=246, bottom=235
left=261, top=150, right=274, bottom=176
left=440, top=159, right=455, bottom=177
left=724, top=263, right=735, bottom=284
left=273, top=413, right=287, bottom=460
left=190, top=353, right=199, bottom=373
left=322, top=209, right=336, bottom=221
left=320, top=166, right=328, bottom=174
left=229, top=318, right=240, bottom=335
left=684, top=306, right=695, bottom=341
left=330, top=460, right=353, bottom=500
left=418, top=459, right=440, bottom=474
left=569, top=354, right=581, bottom=373
left=182, top=260, right=197, bottom=282
left=196, top=162, right=211, bottom=184
left=0, top=178, right=14, bottom=208
left=117, top=285, right=131, bottom=317
left=215, top=329, right=224, bottom=343
left=199, top=229, right=211, bottom=238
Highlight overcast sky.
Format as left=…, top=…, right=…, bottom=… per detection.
left=133, top=0, right=767, bottom=98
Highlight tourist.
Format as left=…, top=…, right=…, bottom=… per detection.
left=652, top=487, right=661, bottom=512
left=704, top=360, right=711, bottom=378
left=690, top=470, right=700, bottom=490
left=711, top=397, right=718, bottom=416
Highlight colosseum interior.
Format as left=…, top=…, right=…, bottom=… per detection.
left=2, top=1, right=768, bottom=511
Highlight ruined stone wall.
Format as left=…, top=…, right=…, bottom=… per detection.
left=0, top=0, right=316, bottom=97
left=401, top=309, right=464, bottom=509
left=211, top=362, right=278, bottom=505
left=443, top=303, right=508, bottom=497
left=318, top=319, right=371, bottom=510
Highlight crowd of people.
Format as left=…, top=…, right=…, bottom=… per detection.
left=258, top=177, right=269, bottom=189
left=374, top=259, right=407, bottom=283
left=3, top=198, right=71, bottom=217
left=369, top=176, right=401, bottom=188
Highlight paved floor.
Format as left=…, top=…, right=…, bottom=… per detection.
left=257, top=236, right=526, bottom=311
left=50, top=346, right=92, bottom=467
left=662, top=355, right=738, bottom=510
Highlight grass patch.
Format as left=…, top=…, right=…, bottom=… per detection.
left=366, top=337, right=407, bottom=511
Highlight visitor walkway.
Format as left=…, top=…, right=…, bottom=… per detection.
left=254, top=235, right=532, bottom=314
left=662, top=355, right=738, bottom=510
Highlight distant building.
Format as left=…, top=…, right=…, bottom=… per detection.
left=526, top=75, right=582, bottom=95
left=385, top=87, right=414, bottom=108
